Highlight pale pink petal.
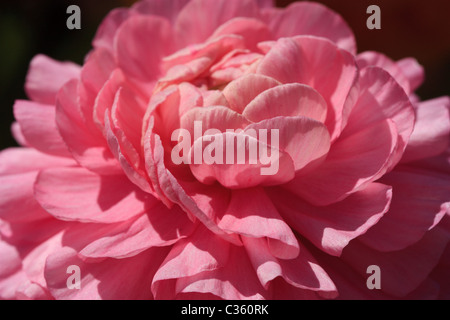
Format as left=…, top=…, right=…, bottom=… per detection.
left=25, top=54, right=81, bottom=105
left=357, top=51, right=411, bottom=94
left=242, top=83, right=327, bottom=123
left=189, top=131, right=295, bottom=188
left=0, top=241, right=26, bottom=299
left=115, top=14, right=173, bottom=81
left=245, top=116, right=331, bottom=172
left=174, top=0, right=260, bottom=48
left=210, top=17, right=273, bottom=52
left=397, top=57, right=425, bottom=92
left=44, top=247, right=168, bottom=300
left=402, top=97, right=450, bottom=163
left=218, top=188, right=299, bottom=259
left=92, top=8, right=130, bottom=52
left=13, top=100, right=71, bottom=157
left=143, top=127, right=240, bottom=244
left=257, top=36, right=358, bottom=141
left=175, top=245, right=267, bottom=300
left=262, top=2, right=356, bottom=54
left=271, top=183, right=392, bottom=257
left=222, top=74, right=281, bottom=113
left=180, top=106, right=250, bottom=139
left=0, top=148, right=75, bottom=176
left=243, top=237, right=337, bottom=298
left=152, top=226, right=230, bottom=299
left=284, top=119, right=398, bottom=206
left=21, top=232, right=64, bottom=288
left=56, top=80, right=122, bottom=175
left=358, top=168, right=450, bottom=252
left=132, top=0, right=190, bottom=23
left=15, top=281, right=53, bottom=300
left=78, top=203, right=195, bottom=259
left=34, top=167, right=151, bottom=223
left=0, top=172, right=53, bottom=223
left=341, top=223, right=449, bottom=298
left=345, top=67, right=415, bottom=170
left=10, top=122, right=29, bottom=147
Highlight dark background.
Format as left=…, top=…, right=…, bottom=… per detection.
left=0, top=0, right=449, bottom=150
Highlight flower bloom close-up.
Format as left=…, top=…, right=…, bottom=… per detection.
left=0, top=0, right=449, bottom=300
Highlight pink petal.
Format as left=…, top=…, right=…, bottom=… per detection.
left=0, top=241, right=26, bottom=299
left=210, top=17, right=273, bottom=52
left=243, top=236, right=337, bottom=298
left=13, top=100, right=71, bottom=157
left=132, top=0, right=190, bottom=23
left=189, top=131, right=295, bottom=188
left=357, top=51, right=411, bottom=94
left=56, top=80, right=122, bottom=175
left=34, top=166, right=151, bottom=223
left=0, top=172, right=53, bottom=223
left=174, top=245, right=268, bottom=300
left=162, top=34, right=245, bottom=74
left=152, top=226, right=230, bottom=299
left=22, top=232, right=64, bottom=288
left=397, top=58, right=425, bottom=92
left=114, top=14, right=173, bottom=81
left=345, top=67, right=415, bottom=170
left=44, top=247, right=169, bottom=300
left=143, top=127, right=240, bottom=244
left=92, top=8, right=130, bottom=52
left=10, top=122, right=29, bottom=147
left=262, top=2, right=356, bottom=54
left=242, top=83, right=327, bottom=123
left=284, top=119, right=398, bottom=206
left=270, top=183, right=392, bottom=257
left=218, top=188, right=299, bottom=259
left=0, top=148, right=75, bottom=176
left=222, top=74, right=281, bottom=113
left=341, top=223, right=449, bottom=298
left=110, top=86, right=146, bottom=162
left=25, top=54, right=80, bottom=105
left=257, top=36, right=358, bottom=141
left=78, top=203, right=195, bottom=259
left=402, top=97, right=450, bottom=163
left=180, top=106, right=250, bottom=139
left=245, top=116, right=330, bottom=172
left=358, top=168, right=450, bottom=252
left=174, top=0, right=260, bottom=48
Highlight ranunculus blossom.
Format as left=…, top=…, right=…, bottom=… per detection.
left=0, top=0, right=449, bottom=300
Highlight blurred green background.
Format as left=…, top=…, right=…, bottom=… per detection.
left=0, top=0, right=449, bottom=150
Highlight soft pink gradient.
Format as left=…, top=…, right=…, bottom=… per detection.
left=0, top=0, right=449, bottom=300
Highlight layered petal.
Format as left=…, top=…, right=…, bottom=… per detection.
left=25, top=55, right=81, bottom=105
left=34, top=167, right=151, bottom=223
left=270, top=183, right=392, bottom=257
left=261, top=2, right=356, bottom=54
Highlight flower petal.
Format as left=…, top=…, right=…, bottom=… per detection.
left=245, top=116, right=330, bottom=172
left=270, top=183, right=392, bottom=257
left=401, top=97, right=450, bottom=163
left=218, top=188, right=299, bottom=259
left=284, top=119, right=398, bottom=206
left=257, top=36, right=358, bottom=141
left=25, top=55, right=80, bottom=105
left=14, top=100, right=71, bottom=157
left=34, top=167, right=152, bottom=223
left=242, top=83, right=328, bottom=123
left=262, top=2, right=356, bottom=54
left=44, top=247, right=168, bottom=300
left=358, top=168, right=450, bottom=252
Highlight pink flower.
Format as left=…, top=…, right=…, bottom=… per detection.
left=1, top=0, right=449, bottom=300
